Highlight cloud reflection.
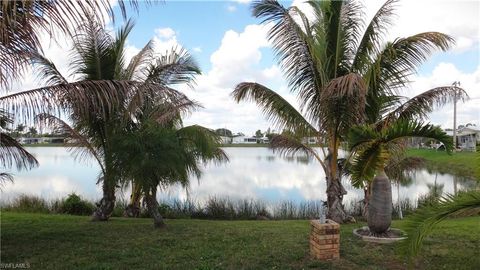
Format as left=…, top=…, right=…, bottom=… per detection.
left=1, top=147, right=477, bottom=206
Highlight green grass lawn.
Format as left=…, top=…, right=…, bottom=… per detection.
left=1, top=213, right=479, bottom=269
left=407, top=149, right=479, bottom=180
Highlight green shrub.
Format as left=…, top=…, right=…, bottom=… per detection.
left=4, top=194, right=50, bottom=213
left=60, top=193, right=94, bottom=216
left=111, top=200, right=128, bottom=217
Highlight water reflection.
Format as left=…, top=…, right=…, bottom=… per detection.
left=1, top=147, right=477, bottom=205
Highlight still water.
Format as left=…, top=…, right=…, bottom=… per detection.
left=1, top=147, right=477, bottom=205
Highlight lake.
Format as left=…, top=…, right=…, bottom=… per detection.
left=1, top=147, right=477, bottom=206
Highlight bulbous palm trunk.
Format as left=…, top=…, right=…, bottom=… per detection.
left=124, top=181, right=142, bottom=217
left=145, top=189, right=165, bottom=228
left=92, top=180, right=116, bottom=221
left=367, top=170, right=392, bottom=235
left=326, top=177, right=349, bottom=223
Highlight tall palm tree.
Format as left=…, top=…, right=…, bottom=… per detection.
left=0, top=1, right=144, bottom=192
left=348, top=120, right=453, bottom=235
left=232, top=0, right=455, bottom=223
left=23, top=18, right=200, bottom=221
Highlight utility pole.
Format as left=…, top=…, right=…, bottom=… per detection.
left=452, top=81, right=460, bottom=151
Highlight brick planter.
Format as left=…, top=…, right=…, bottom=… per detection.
left=309, top=219, right=340, bottom=260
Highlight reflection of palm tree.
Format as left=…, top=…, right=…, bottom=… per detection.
left=232, top=0, right=460, bottom=223
left=426, top=173, right=444, bottom=199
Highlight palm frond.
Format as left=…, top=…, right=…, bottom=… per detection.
left=0, top=0, right=140, bottom=88
left=35, top=113, right=105, bottom=174
left=148, top=99, right=202, bottom=126
left=0, top=172, right=14, bottom=189
left=381, top=120, right=453, bottom=152
left=123, top=40, right=155, bottom=81
left=143, top=47, right=201, bottom=88
left=368, top=32, right=454, bottom=95
left=70, top=15, right=114, bottom=80
left=0, top=132, right=38, bottom=170
left=319, top=72, right=367, bottom=135
left=30, top=51, right=68, bottom=86
left=232, top=82, right=317, bottom=135
left=349, top=141, right=386, bottom=186
left=400, top=190, right=480, bottom=259
left=351, top=0, right=397, bottom=73
left=112, top=18, right=135, bottom=79
left=270, top=134, right=325, bottom=170
left=0, top=80, right=158, bottom=123
left=177, top=125, right=229, bottom=164
left=348, top=120, right=450, bottom=185
left=339, top=0, right=364, bottom=70
left=0, top=87, right=58, bottom=122
left=384, top=86, right=468, bottom=123
left=252, top=0, right=324, bottom=112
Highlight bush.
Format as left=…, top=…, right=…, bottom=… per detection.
left=60, top=193, right=94, bottom=216
left=4, top=194, right=50, bottom=213
left=111, top=199, right=128, bottom=217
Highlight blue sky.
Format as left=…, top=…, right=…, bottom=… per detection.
left=122, top=1, right=266, bottom=70
left=15, top=0, right=480, bottom=135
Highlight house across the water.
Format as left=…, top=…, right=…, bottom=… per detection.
left=446, top=127, right=479, bottom=151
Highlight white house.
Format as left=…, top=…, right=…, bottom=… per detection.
left=446, top=127, right=480, bottom=151
left=456, top=127, right=479, bottom=151
left=232, top=135, right=258, bottom=144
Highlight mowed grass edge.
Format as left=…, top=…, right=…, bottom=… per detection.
left=1, top=212, right=479, bottom=270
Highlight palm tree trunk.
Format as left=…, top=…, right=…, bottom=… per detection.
left=91, top=178, right=116, bottom=221
left=325, top=147, right=351, bottom=223
left=124, top=181, right=142, bottom=217
left=326, top=177, right=349, bottom=223
left=367, top=169, right=392, bottom=235
left=145, top=189, right=165, bottom=228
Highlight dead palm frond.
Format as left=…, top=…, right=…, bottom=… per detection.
left=0, top=131, right=38, bottom=170
left=0, top=0, right=141, bottom=88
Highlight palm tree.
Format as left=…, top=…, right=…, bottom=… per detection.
left=232, top=0, right=455, bottom=223
left=111, top=108, right=228, bottom=227
left=399, top=190, right=480, bottom=260
left=348, top=120, right=453, bottom=235
left=30, top=17, right=202, bottom=221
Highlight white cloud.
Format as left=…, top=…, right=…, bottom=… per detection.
left=227, top=5, right=237, bottom=12
left=182, top=23, right=295, bottom=135
left=233, top=0, right=252, bottom=4
left=407, top=63, right=480, bottom=129
left=193, top=47, right=202, bottom=53
left=154, top=27, right=176, bottom=40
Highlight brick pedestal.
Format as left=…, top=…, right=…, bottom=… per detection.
left=309, top=219, right=340, bottom=260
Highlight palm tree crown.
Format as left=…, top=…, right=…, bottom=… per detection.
left=233, top=0, right=462, bottom=223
